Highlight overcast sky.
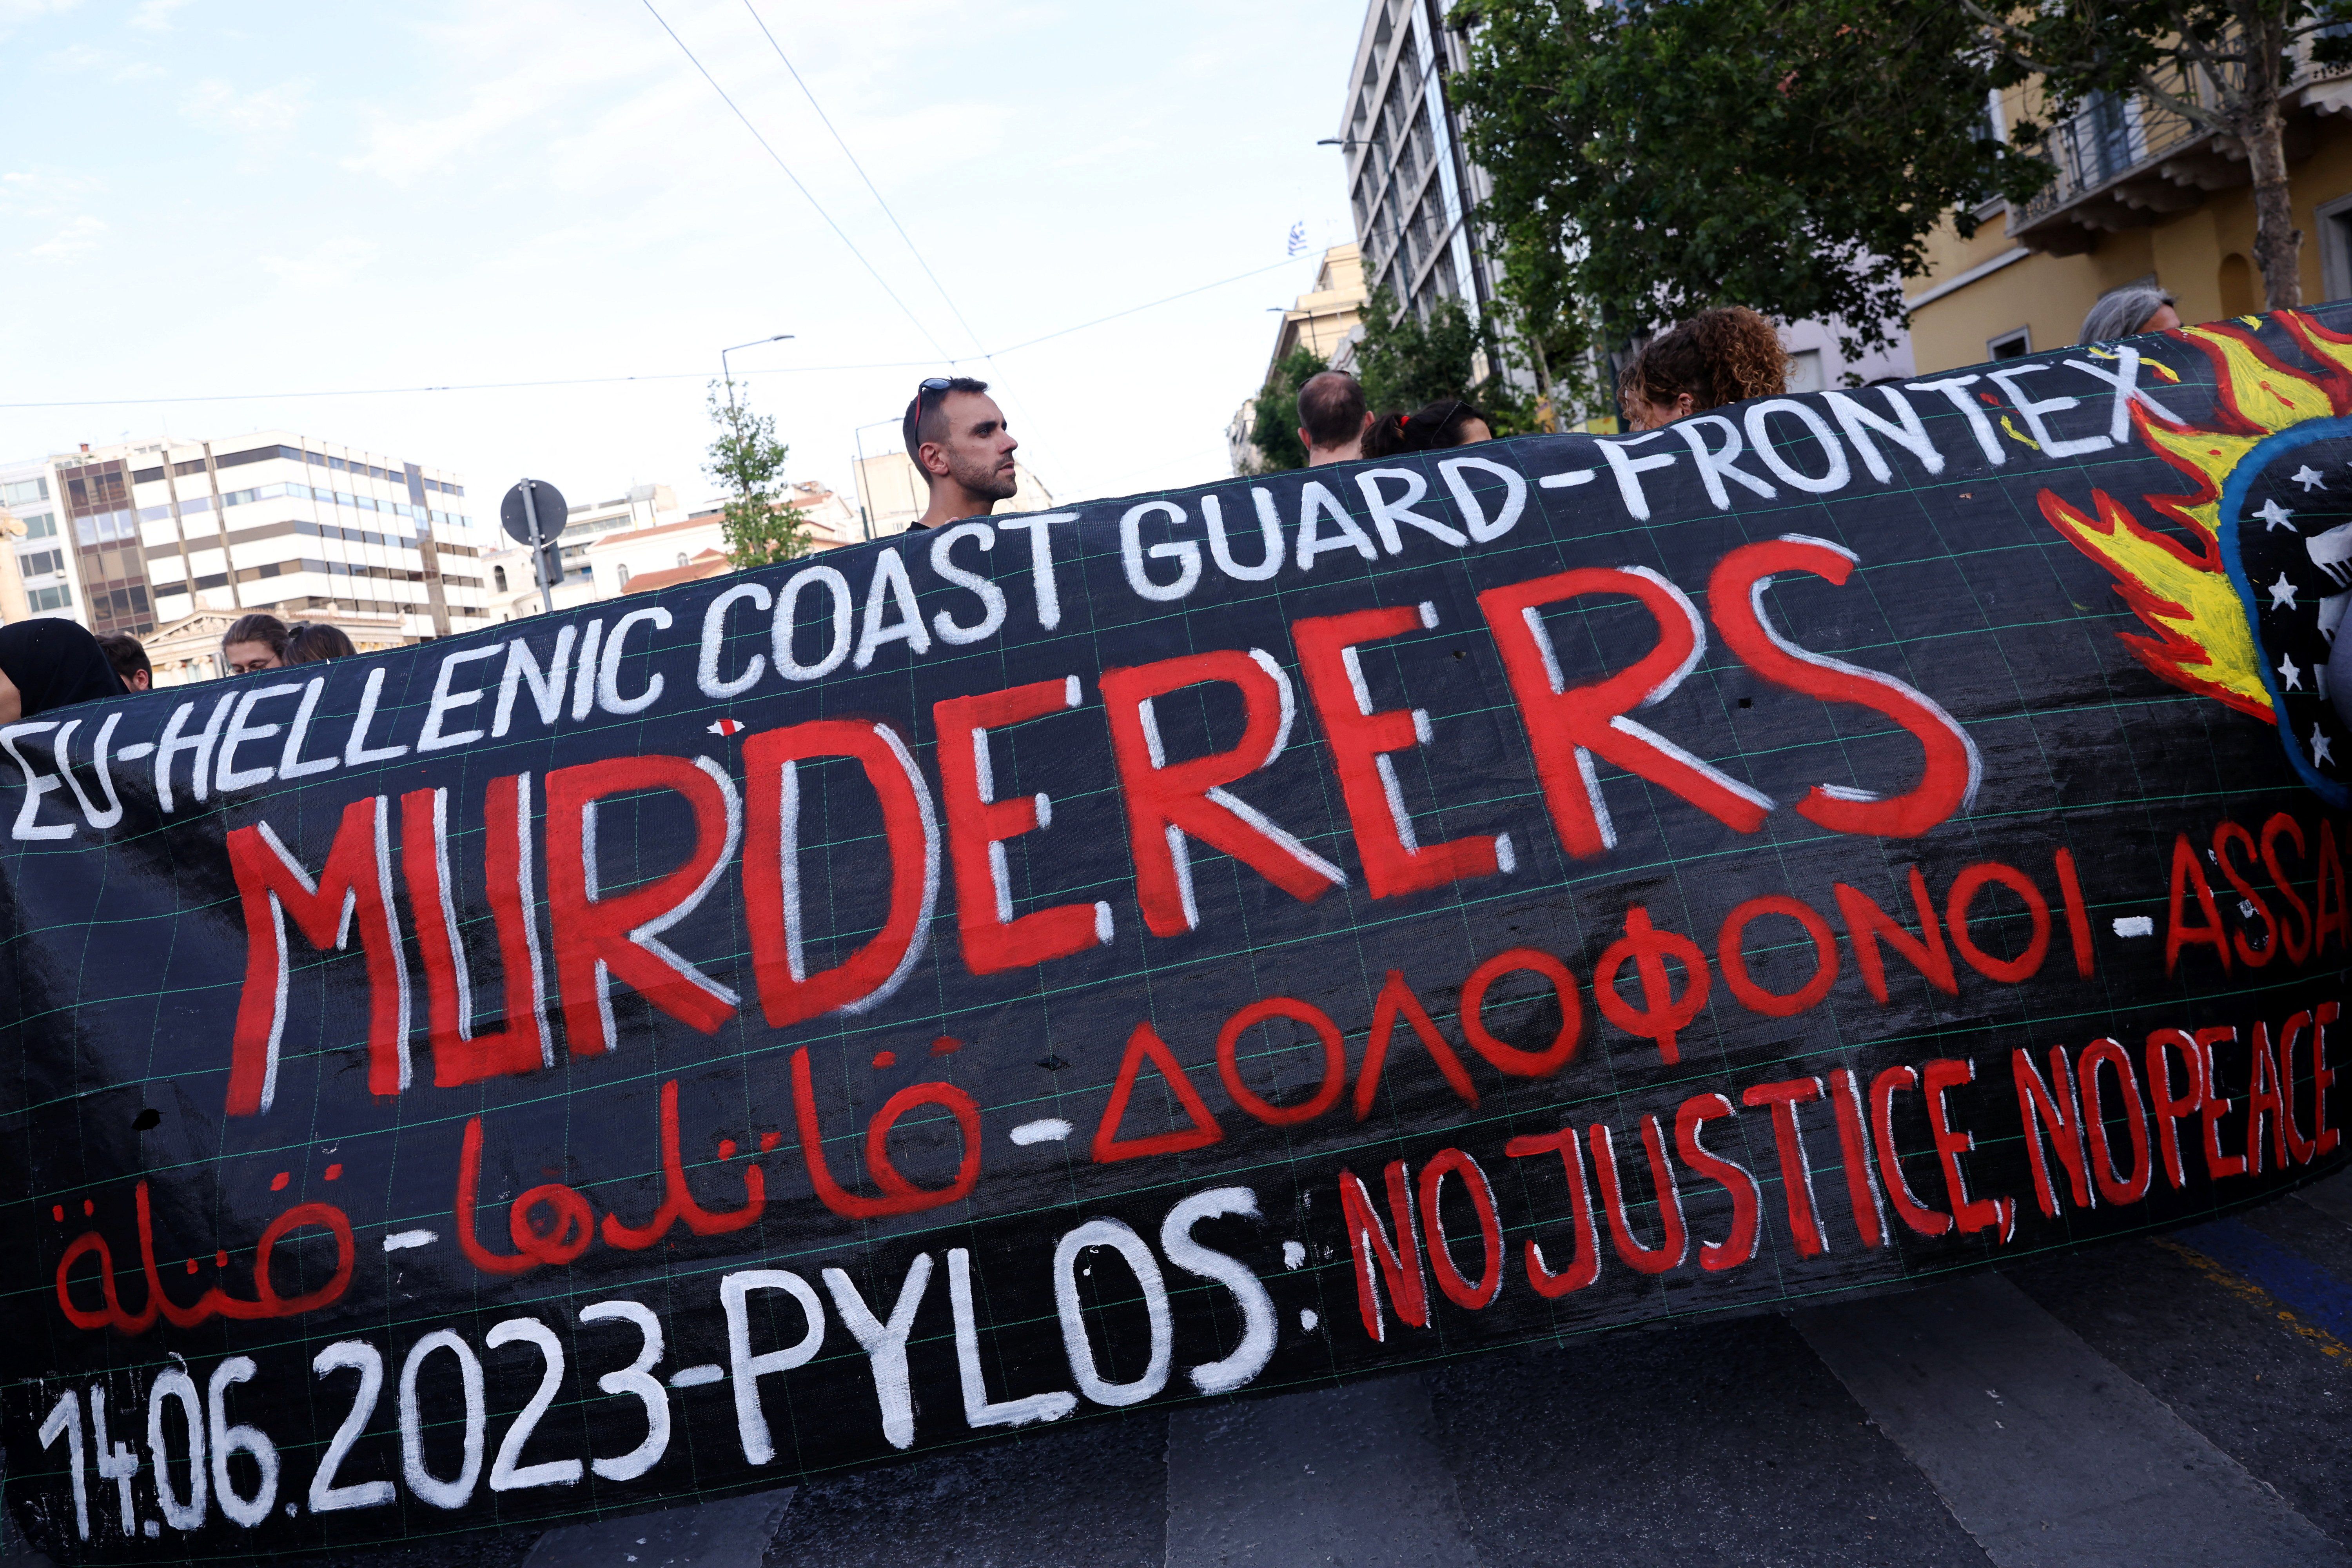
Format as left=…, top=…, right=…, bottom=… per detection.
left=0, top=0, right=1365, bottom=517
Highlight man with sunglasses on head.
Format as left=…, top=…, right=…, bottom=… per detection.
left=905, top=375, right=1019, bottom=531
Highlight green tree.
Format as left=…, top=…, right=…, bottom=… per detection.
left=704, top=379, right=810, bottom=571
left=1450, top=0, right=2054, bottom=358
left=1964, top=0, right=2352, bottom=311
left=1352, top=290, right=1545, bottom=434
left=1483, top=237, right=1606, bottom=429
left=1244, top=347, right=1330, bottom=473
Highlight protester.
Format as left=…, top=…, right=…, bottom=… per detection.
left=1364, top=397, right=1495, bottom=458
left=2079, top=285, right=2182, bottom=345
left=1298, top=370, right=1374, bottom=465
left=285, top=622, right=358, bottom=664
left=1617, top=306, right=1788, bottom=431
left=221, top=613, right=290, bottom=675
left=905, top=376, right=1019, bottom=531
left=0, top=619, right=124, bottom=722
left=95, top=632, right=151, bottom=693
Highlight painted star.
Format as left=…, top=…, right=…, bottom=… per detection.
left=2295, top=465, right=2328, bottom=492
left=2281, top=653, right=2303, bottom=690
left=2313, top=726, right=2335, bottom=768
left=2256, top=498, right=2297, bottom=531
left=2270, top=572, right=2299, bottom=609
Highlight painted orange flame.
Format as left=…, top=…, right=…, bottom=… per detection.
left=2042, top=311, right=2352, bottom=724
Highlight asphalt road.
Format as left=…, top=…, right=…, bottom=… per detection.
left=9, top=1172, right=2349, bottom=1568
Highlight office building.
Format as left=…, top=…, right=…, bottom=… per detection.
left=0, top=430, right=490, bottom=644
left=1329, top=0, right=1910, bottom=423
left=0, top=461, right=80, bottom=621
left=1339, top=1, right=1494, bottom=326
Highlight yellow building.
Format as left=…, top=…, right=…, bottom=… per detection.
left=1906, top=58, right=2352, bottom=372
left=1228, top=244, right=1371, bottom=474
left=1273, top=243, right=1369, bottom=366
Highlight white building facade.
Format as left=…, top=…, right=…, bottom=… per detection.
left=1334, top=0, right=1913, bottom=418
left=0, top=431, right=491, bottom=642
left=1340, top=0, right=1493, bottom=325
left=480, top=481, right=863, bottom=620
left=0, top=461, right=79, bottom=621
left=483, top=483, right=688, bottom=619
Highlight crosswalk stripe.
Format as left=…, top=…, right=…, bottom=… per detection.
left=1162, top=1373, right=1482, bottom=1567
left=1795, top=1272, right=2350, bottom=1568
left=521, top=1490, right=793, bottom=1568
left=2296, top=1168, right=2352, bottom=1229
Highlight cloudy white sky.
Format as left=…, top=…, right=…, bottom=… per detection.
left=0, top=0, right=1366, bottom=517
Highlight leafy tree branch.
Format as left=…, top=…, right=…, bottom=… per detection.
left=704, top=379, right=811, bottom=571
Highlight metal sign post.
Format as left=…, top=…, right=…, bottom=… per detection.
left=500, top=478, right=569, bottom=612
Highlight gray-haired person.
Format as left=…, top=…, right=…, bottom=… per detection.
left=2078, top=286, right=2182, bottom=345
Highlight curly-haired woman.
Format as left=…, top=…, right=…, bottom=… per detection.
left=1617, top=306, right=1788, bottom=431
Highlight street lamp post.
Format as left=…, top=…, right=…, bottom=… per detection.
left=720, top=334, right=794, bottom=412
left=851, top=417, right=906, bottom=541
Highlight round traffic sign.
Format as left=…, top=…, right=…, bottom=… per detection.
left=500, top=479, right=569, bottom=546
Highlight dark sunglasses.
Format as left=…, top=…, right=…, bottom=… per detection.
left=903, top=377, right=955, bottom=448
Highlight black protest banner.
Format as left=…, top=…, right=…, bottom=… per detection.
left=6, top=307, right=2350, bottom=1563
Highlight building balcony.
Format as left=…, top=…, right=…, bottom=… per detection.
left=2009, top=51, right=2352, bottom=256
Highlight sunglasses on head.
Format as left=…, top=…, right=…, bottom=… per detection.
left=904, top=378, right=955, bottom=448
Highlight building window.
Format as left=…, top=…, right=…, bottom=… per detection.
left=1988, top=327, right=2031, bottom=360
left=617, top=563, right=631, bottom=586
left=28, top=585, right=72, bottom=612
left=2080, top=91, right=2135, bottom=186
left=1787, top=348, right=1824, bottom=394
left=2319, top=192, right=2352, bottom=304
left=18, top=512, right=56, bottom=539
left=494, top=564, right=508, bottom=592
left=2, top=478, right=49, bottom=506
left=675, top=552, right=688, bottom=568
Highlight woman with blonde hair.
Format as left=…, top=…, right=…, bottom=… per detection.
left=1618, top=306, right=1788, bottom=431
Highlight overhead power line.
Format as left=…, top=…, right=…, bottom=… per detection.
left=989, top=257, right=1299, bottom=356
left=0, top=255, right=1304, bottom=410
left=739, top=0, right=989, bottom=359
left=639, top=0, right=956, bottom=362
left=0, top=362, right=936, bottom=411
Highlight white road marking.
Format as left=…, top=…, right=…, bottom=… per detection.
left=523, top=1490, right=793, bottom=1568
left=1164, top=1373, right=1479, bottom=1566
left=1796, top=1272, right=2345, bottom=1567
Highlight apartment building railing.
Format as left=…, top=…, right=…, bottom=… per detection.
left=2015, top=40, right=2352, bottom=228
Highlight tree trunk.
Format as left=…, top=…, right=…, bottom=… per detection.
left=2244, top=1, right=2303, bottom=309
left=1527, top=330, right=1557, bottom=432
